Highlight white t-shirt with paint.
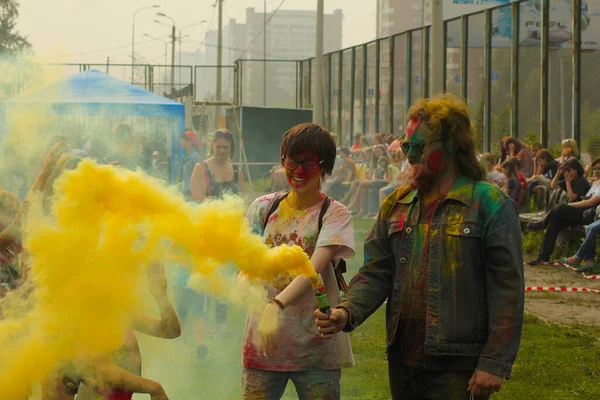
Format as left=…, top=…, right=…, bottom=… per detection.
left=243, top=193, right=355, bottom=371
left=586, top=180, right=600, bottom=199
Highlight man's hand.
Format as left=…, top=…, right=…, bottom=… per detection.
left=314, top=307, right=348, bottom=339
left=467, top=371, right=503, bottom=397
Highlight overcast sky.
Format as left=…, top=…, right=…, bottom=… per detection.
left=17, top=0, right=377, bottom=64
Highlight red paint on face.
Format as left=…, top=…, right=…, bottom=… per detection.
left=412, top=148, right=445, bottom=191
left=426, top=149, right=443, bottom=174
left=406, top=119, right=420, bottom=138
left=284, top=151, right=321, bottom=192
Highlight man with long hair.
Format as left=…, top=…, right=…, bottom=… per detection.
left=316, top=95, right=524, bottom=399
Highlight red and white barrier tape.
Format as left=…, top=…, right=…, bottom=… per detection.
left=526, top=286, right=600, bottom=294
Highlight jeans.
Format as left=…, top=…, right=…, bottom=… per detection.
left=388, top=363, right=489, bottom=400
left=242, top=367, right=341, bottom=400
left=575, top=219, right=600, bottom=261
left=539, top=204, right=585, bottom=261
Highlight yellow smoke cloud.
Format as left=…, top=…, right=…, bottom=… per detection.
left=0, top=160, right=315, bottom=398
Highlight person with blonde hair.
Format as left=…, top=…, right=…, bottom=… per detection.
left=316, top=94, right=524, bottom=399
left=558, top=139, right=579, bottom=164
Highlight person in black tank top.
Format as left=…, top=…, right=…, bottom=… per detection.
left=188, top=130, right=245, bottom=338
left=190, top=129, right=245, bottom=202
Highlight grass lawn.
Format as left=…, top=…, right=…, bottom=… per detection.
left=334, top=216, right=600, bottom=399
left=150, top=215, right=600, bottom=399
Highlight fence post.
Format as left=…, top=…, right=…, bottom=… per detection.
left=511, top=3, right=520, bottom=138
left=572, top=0, right=581, bottom=145
left=541, top=0, right=550, bottom=147
left=484, top=9, right=492, bottom=152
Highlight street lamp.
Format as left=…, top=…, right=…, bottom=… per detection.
left=178, top=20, right=207, bottom=85
left=143, top=33, right=168, bottom=66
left=143, top=33, right=169, bottom=90
left=131, top=5, right=161, bottom=83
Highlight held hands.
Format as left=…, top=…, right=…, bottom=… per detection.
left=314, top=307, right=349, bottom=339
left=257, top=302, right=282, bottom=358
left=467, top=371, right=503, bottom=397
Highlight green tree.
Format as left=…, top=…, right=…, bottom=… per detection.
left=0, top=0, right=30, bottom=56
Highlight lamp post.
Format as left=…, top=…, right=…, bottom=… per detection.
left=156, top=12, right=177, bottom=93
left=143, top=33, right=168, bottom=89
left=132, top=5, right=161, bottom=84
left=178, top=20, right=208, bottom=86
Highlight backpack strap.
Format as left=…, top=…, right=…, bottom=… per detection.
left=316, top=196, right=350, bottom=292
left=317, top=196, right=331, bottom=234
left=262, top=192, right=289, bottom=235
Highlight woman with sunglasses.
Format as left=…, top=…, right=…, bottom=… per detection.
left=526, top=158, right=595, bottom=265
left=241, top=123, right=355, bottom=400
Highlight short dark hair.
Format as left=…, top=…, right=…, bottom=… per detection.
left=563, top=158, right=585, bottom=177
left=591, top=157, right=600, bottom=169
left=536, top=149, right=554, bottom=163
left=280, top=123, right=336, bottom=176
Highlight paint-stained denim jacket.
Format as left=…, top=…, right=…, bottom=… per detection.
left=338, top=176, right=524, bottom=379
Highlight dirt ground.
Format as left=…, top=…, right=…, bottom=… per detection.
left=524, top=263, right=600, bottom=328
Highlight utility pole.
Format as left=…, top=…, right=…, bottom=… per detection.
left=264, top=0, right=267, bottom=106
left=171, top=24, right=176, bottom=93
left=430, top=0, right=444, bottom=94
left=313, top=0, right=324, bottom=125
left=217, top=0, right=224, bottom=102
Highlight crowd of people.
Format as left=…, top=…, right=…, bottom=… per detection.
left=0, top=92, right=598, bottom=399
left=266, top=129, right=599, bottom=272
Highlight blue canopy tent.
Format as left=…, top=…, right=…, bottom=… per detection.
left=5, top=69, right=185, bottom=183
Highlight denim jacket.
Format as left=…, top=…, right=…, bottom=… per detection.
left=338, top=176, right=524, bottom=378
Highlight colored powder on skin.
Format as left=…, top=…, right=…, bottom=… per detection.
left=0, top=160, right=319, bottom=398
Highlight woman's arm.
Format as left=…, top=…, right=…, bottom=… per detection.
left=564, top=176, right=579, bottom=202
left=550, top=166, right=563, bottom=190
left=567, top=195, right=600, bottom=209
left=132, top=264, right=181, bottom=339
left=88, top=361, right=168, bottom=400
left=238, top=164, right=246, bottom=195
left=190, top=162, right=207, bottom=202
left=0, top=143, right=63, bottom=248
left=274, top=246, right=338, bottom=307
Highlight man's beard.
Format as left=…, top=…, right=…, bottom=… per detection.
left=410, top=163, right=440, bottom=192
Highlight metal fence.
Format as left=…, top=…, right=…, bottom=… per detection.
left=298, top=0, right=600, bottom=161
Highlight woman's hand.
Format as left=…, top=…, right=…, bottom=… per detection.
left=564, top=169, right=574, bottom=183
left=148, top=263, right=168, bottom=300
left=150, top=382, right=170, bottom=400
left=257, top=302, right=282, bottom=358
